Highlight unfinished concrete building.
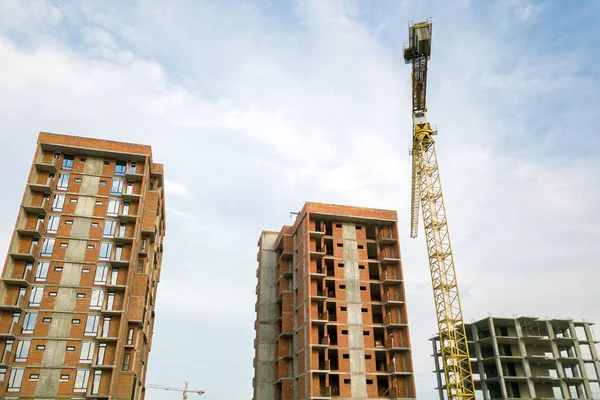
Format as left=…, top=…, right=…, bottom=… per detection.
left=0, top=132, right=165, bottom=399
left=252, top=202, right=417, bottom=400
left=431, top=317, right=600, bottom=399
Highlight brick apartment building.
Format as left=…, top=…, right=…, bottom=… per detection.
left=253, top=202, right=417, bottom=400
left=0, top=132, right=165, bottom=399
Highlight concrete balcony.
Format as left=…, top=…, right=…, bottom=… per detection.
left=4, top=269, right=34, bottom=286
left=29, top=178, right=54, bottom=193
left=0, top=322, right=20, bottom=339
left=117, top=213, right=137, bottom=223
left=122, top=192, right=142, bottom=202
left=96, top=334, right=119, bottom=343
left=106, top=283, right=127, bottom=292
left=385, top=337, right=410, bottom=352
left=382, top=271, right=403, bottom=285
left=311, top=311, right=328, bottom=325
left=0, top=296, right=26, bottom=312
left=313, top=360, right=330, bottom=373
left=9, top=251, right=37, bottom=262
left=309, top=267, right=326, bottom=280
left=23, top=199, right=49, bottom=215
left=101, top=307, right=124, bottom=316
left=319, top=386, right=332, bottom=398
left=16, top=221, right=44, bottom=238
left=384, top=313, right=407, bottom=328
left=387, top=361, right=411, bottom=375
left=114, top=234, right=134, bottom=244
left=35, top=159, right=58, bottom=173
left=309, top=247, right=326, bottom=259
left=378, top=249, right=400, bottom=264
left=109, top=258, right=130, bottom=268
left=383, top=291, right=405, bottom=306
left=309, top=229, right=326, bottom=240
left=312, top=289, right=328, bottom=302
left=312, top=336, right=329, bottom=349
left=376, top=229, right=397, bottom=245
left=0, top=351, right=15, bottom=366
left=125, top=171, right=144, bottom=182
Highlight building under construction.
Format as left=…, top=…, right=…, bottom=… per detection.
left=252, top=202, right=416, bottom=400
left=431, top=316, right=600, bottom=399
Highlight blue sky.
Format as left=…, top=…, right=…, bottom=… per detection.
left=0, top=1, right=599, bottom=399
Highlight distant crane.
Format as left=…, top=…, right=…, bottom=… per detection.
left=146, top=382, right=205, bottom=399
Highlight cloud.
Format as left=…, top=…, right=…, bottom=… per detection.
left=164, top=180, right=191, bottom=197
left=0, top=1, right=598, bottom=400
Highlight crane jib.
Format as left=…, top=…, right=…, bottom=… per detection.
left=404, top=19, right=476, bottom=400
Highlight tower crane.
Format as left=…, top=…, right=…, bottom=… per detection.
left=146, top=382, right=205, bottom=399
left=403, top=19, right=475, bottom=399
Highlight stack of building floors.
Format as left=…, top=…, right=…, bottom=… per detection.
left=253, top=202, right=417, bottom=400
left=0, top=133, right=165, bottom=399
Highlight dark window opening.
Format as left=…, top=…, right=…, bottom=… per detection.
left=367, top=242, right=378, bottom=259
left=360, top=286, right=366, bottom=291
left=368, top=263, right=379, bottom=280
left=355, top=225, right=362, bottom=230
left=359, top=264, right=365, bottom=270
left=366, top=224, right=376, bottom=240
left=342, top=354, right=349, bottom=359
left=344, top=379, right=351, bottom=384
left=335, top=224, right=342, bottom=228
left=341, top=330, right=348, bottom=335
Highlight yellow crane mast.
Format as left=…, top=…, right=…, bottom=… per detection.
left=403, top=19, right=475, bottom=400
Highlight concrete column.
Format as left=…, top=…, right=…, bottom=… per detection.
left=471, top=324, right=489, bottom=400
left=255, top=232, right=277, bottom=400
left=489, top=318, right=508, bottom=399
left=570, top=322, right=592, bottom=398
left=341, top=222, right=367, bottom=399
left=515, top=318, right=536, bottom=398
left=547, top=321, right=570, bottom=399
left=431, top=337, right=444, bottom=400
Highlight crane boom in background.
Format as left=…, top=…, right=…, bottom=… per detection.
left=404, top=19, right=476, bottom=400
left=146, top=381, right=205, bottom=399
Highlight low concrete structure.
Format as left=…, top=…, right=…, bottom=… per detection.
left=431, top=316, right=600, bottom=399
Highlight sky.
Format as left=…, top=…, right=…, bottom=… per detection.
left=0, top=0, right=599, bottom=399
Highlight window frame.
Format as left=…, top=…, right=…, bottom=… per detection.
left=40, top=238, right=56, bottom=257
left=57, top=173, right=70, bottom=190
left=62, top=155, right=74, bottom=170
left=52, top=194, right=66, bottom=211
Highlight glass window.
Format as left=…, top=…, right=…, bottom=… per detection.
left=91, top=370, right=102, bottom=395
left=114, top=160, right=126, bottom=176
left=57, top=174, right=70, bottom=190
left=28, top=287, right=43, bottom=307
left=89, top=290, right=104, bottom=310
left=115, top=244, right=123, bottom=260
left=97, top=343, right=106, bottom=365
left=129, top=162, right=136, bottom=174
left=7, top=368, right=24, bottom=392
left=62, top=155, right=74, bottom=170
left=35, top=262, right=49, bottom=281
left=84, top=315, right=100, bottom=336
left=22, top=312, right=37, bottom=334
left=40, top=238, right=55, bottom=257
left=102, top=220, right=117, bottom=238
left=79, top=342, right=95, bottom=364
left=14, top=340, right=31, bottom=362
left=99, top=242, right=113, bottom=260
left=111, top=179, right=124, bottom=195
left=127, top=328, right=134, bottom=345
left=101, top=317, right=110, bottom=337
left=52, top=194, right=66, bottom=211
left=74, top=369, right=90, bottom=392
left=94, top=265, right=108, bottom=285
left=122, top=201, right=130, bottom=215
left=118, top=223, right=126, bottom=237
left=107, top=199, right=120, bottom=216
left=122, top=353, right=131, bottom=371
left=46, top=215, right=61, bottom=234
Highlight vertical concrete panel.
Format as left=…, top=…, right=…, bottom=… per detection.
left=342, top=222, right=368, bottom=399
left=61, top=263, right=83, bottom=286
left=42, top=340, right=67, bottom=366
left=55, top=288, right=77, bottom=312
left=34, top=369, right=60, bottom=397
left=80, top=176, right=100, bottom=196
left=84, top=157, right=103, bottom=176
left=74, top=196, right=95, bottom=217
left=48, top=313, right=71, bottom=338
left=255, top=232, right=278, bottom=400
left=71, top=217, right=91, bottom=239
left=65, top=240, right=87, bottom=263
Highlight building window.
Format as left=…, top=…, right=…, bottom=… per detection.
left=97, top=343, right=106, bottom=365
left=127, top=328, right=134, bottom=345
left=99, top=242, right=113, bottom=260
left=57, top=174, right=70, bottom=190
left=86, top=245, right=94, bottom=250
left=69, top=198, right=78, bottom=203
left=59, top=242, right=68, bottom=248
left=74, top=177, right=82, bottom=183
left=72, top=319, right=80, bottom=324
left=84, top=315, right=100, bottom=336
left=101, top=317, right=111, bottom=337
left=89, top=290, right=104, bottom=310
left=115, top=244, right=123, bottom=260
left=42, top=318, right=52, bottom=323
left=49, top=292, right=57, bottom=297
left=29, top=287, right=43, bottom=307
left=7, top=368, right=24, bottom=392
left=107, top=199, right=120, bottom=216
left=94, top=265, right=108, bottom=284
left=14, top=340, right=31, bottom=362
left=54, top=266, right=63, bottom=272
left=103, top=220, right=117, bottom=238
left=79, top=342, right=95, bottom=364
left=77, top=293, right=85, bottom=298
left=91, top=370, right=102, bottom=395
left=111, top=178, right=124, bottom=195
left=66, top=347, right=75, bottom=352
left=65, top=220, right=73, bottom=225
left=40, top=238, right=55, bottom=257
left=74, top=369, right=90, bottom=392
left=52, top=194, right=65, bottom=211
left=60, top=374, right=70, bottom=380
left=22, top=312, right=37, bottom=334
left=129, top=162, right=136, bottom=173
left=123, top=201, right=130, bottom=215
left=35, top=261, right=50, bottom=282
left=46, top=215, right=60, bottom=234
left=36, top=345, right=45, bottom=350
left=123, top=353, right=131, bottom=371
left=62, top=155, right=74, bottom=170
left=91, top=222, right=99, bottom=227
left=99, top=180, right=106, bottom=185
left=115, top=160, right=126, bottom=176
left=29, top=374, right=39, bottom=380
